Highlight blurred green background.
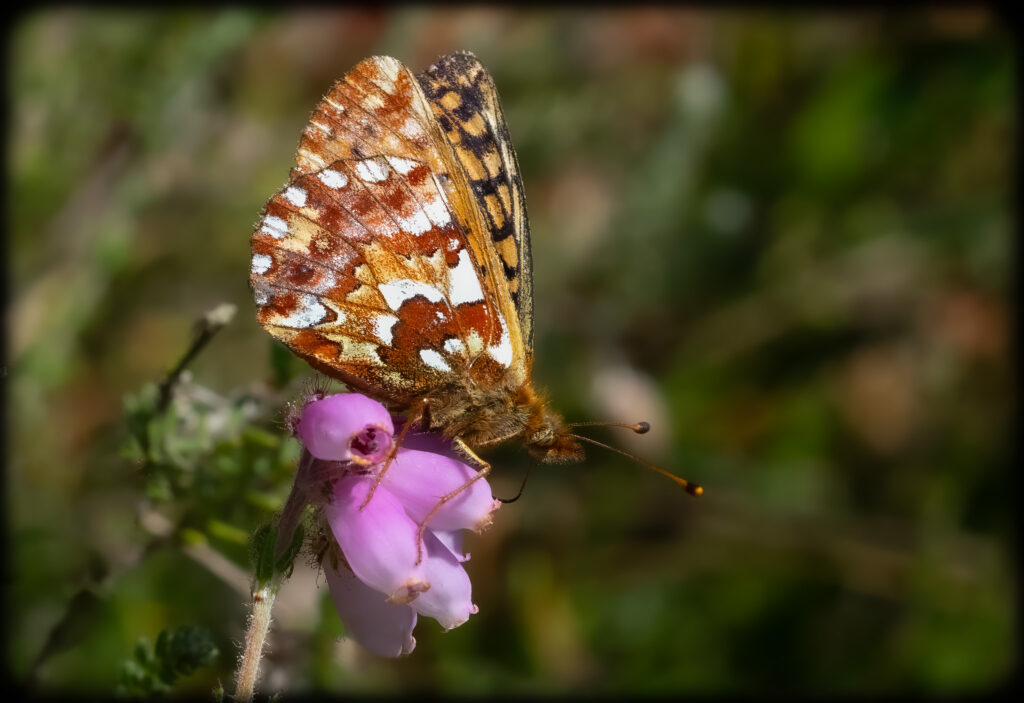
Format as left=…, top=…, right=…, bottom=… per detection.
left=6, top=6, right=1014, bottom=696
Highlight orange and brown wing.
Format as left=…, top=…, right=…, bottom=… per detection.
left=250, top=56, right=527, bottom=402
left=417, top=52, right=535, bottom=362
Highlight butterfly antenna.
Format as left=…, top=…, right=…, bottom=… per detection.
left=568, top=420, right=651, bottom=434
left=495, top=459, right=535, bottom=504
left=568, top=433, right=703, bottom=496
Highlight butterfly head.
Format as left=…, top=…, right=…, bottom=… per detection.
left=513, top=386, right=583, bottom=464
left=525, top=415, right=586, bottom=464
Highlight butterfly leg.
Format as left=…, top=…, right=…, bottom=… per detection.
left=358, top=398, right=429, bottom=511
left=414, top=437, right=491, bottom=565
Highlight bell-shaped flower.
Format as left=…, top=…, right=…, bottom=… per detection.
left=289, top=393, right=500, bottom=657
left=324, top=474, right=430, bottom=604
left=296, top=393, right=393, bottom=466
left=323, top=551, right=417, bottom=657
left=380, top=432, right=501, bottom=534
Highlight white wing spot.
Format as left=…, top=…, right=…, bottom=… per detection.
left=386, top=156, right=419, bottom=175
left=378, top=279, right=445, bottom=311
left=362, top=92, right=385, bottom=110
left=284, top=186, right=307, bottom=207
left=422, top=195, right=452, bottom=227
left=398, top=209, right=432, bottom=236
left=449, top=249, right=485, bottom=305
left=310, top=121, right=331, bottom=135
left=487, top=313, right=514, bottom=367
left=355, top=159, right=389, bottom=183
left=254, top=288, right=269, bottom=305
left=465, top=330, right=485, bottom=357
left=251, top=253, right=272, bottom=274
left=372, top=313, right=400, bottom=345
left=443, top=338, right=465, bottom=355
left=420, top=348, right=451, bottom=372
left=399, top=116, right=422, bottom=139
left=318, top=169, right=348, bottom=189
left=272, top=294, right=327, bottom=329
left=261, top=215, right=289, bottom=239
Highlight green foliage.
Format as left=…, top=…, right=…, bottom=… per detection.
left=118, top=625, right=219, bottom=698
left=120, top=366, right=300, bottom=564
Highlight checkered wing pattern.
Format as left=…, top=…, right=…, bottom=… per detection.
left=250, top=55, right=529, bottom=404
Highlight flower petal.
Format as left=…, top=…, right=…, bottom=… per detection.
left=324, top=557, right=417, bottom=657
left=325, top=475, right=427, bottom=603
left=297, top=394, right=394, bottom=465
left=408, top=530, right=478, bottom=631
left=383, top=437, right=500, bottom=533
left=432, top=529, right=470, bottom=563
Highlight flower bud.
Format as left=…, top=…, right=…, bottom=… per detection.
left=297, top=394, right=393, bottom=465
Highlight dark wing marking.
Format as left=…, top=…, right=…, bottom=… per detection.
left=417, top=51, right=535, bottom=361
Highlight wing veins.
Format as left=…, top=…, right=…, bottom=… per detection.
left=259, top=212, right=367, bottom=277
left=315, top=160, right=487, bottom=376
left=334, top=160, right=478, bottom=361
left=334, top=76, right=429, bottom=158
left=307, top=100, right=388, bottom=164
left=381, top=166, right=495, bottom=360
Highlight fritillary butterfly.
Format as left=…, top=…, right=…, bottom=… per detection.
left=250, top=51, right=701, bottom=498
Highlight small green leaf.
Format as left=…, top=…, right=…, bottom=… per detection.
left=118, top=625, right=217, bottom=697
left=275, top=522, right=304, bottom=577
left=155, top=624, right=219, bottom=680
left=251, top=523, right=276, bottom=588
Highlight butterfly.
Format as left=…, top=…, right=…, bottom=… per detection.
left=250, top=51, right=701, bottom=501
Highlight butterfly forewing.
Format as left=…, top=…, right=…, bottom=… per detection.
left=417, top=52, right=535, bottom=361
left=251, top=55, right=530, bottom=407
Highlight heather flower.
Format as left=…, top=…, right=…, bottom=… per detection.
left=296, top=393, right=393, bottom=465
left=289, top=393, right=499, bottom=657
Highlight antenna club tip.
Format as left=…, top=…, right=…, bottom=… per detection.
left=634, top=421, right=650, bottom=434
left=686, top=484, right=704, bottom=497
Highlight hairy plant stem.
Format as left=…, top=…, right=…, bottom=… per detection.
left=233, top=580, right=278, bottom=703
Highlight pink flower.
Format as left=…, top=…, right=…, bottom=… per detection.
left=296, top=393, right=393, bottom=466
left=291, top=393, right=499, bottom=657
